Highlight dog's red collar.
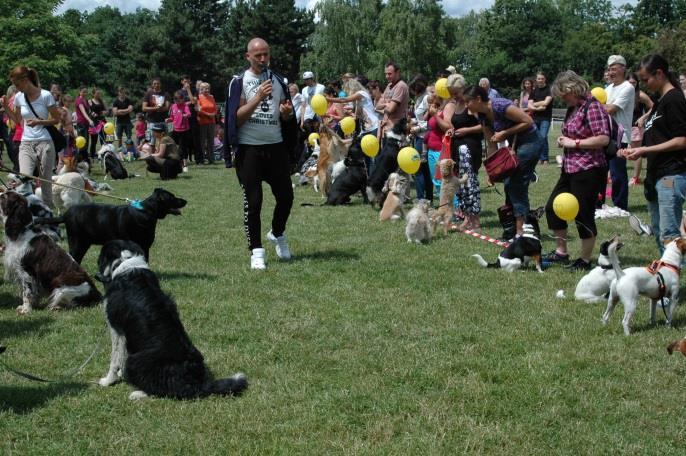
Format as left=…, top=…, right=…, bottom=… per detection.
left=646, top=260, right=680, bottom=277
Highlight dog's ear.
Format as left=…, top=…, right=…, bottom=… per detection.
left=2, top=193, right=33, bottom=240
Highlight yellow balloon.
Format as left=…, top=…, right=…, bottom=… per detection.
left=308, top=132, right=320, bottom=146
left=553, top=192, right=579, bottom=222
left=340, top=116, right=355, bottom=136
left=361, top=134, right=379, bottom=158
left=591, top=87, right=607, bottom=104
left=75, top=136, right=86, bottom=149
left=397, top=147, right=421, bottom=174
left=104, top=122, right=115, bottom=135
left=435, top=78, right=450, bottom=99
left=310, top=94, right=327, bottom=116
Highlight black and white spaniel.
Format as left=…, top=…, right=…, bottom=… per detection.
left=0, top=191, right=101, bottom=314
left=96, top=240, right=248, bottom=400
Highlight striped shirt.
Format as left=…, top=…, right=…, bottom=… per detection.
left=561, top=96, right=610, bottom=174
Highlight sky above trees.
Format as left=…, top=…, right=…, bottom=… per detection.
left=57, top=0, right=637, bottom=17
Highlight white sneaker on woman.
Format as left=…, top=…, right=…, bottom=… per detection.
left=250, top=248, right=266, bottom=270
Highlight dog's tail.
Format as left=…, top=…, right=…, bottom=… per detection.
left=472, top=254, right=499, bottom=269
left=607, top=238, right=624, bottom=279
left=203, top=372, right=248, bottom=397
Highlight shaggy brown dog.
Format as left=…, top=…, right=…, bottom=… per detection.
left=431, top=159, right=465, bottom=235
left=316, top=126, right=348, bottom=198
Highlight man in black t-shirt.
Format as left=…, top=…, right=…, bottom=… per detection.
left=142, top=77, right=170, bottom=145
left=112, top=86, right=134, bottom=148
left=529, top=72, right=553, bottom=164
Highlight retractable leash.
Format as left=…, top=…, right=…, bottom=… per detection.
left=0, top=166, right=144, bottom=210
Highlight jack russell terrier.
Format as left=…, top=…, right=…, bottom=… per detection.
left=574, top=236, right=623, bottom=303
left=603, top=238, right=686, bottom=336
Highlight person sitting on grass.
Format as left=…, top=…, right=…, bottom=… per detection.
left=144, top=124, right=182, bottom=180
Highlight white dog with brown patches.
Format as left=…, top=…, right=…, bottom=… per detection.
left=603, top=238, right=686, bottom=335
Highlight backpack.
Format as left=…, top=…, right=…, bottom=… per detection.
left=573, top=99, right=624, bottom=161
left=103, top=149, right=129, bottom=179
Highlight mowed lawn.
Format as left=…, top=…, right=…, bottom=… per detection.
left=2, top=127, right=686, bottom=454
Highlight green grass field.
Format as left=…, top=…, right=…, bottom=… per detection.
left=2, top=128, right=686, bottom=454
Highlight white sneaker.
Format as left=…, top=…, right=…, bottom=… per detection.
left=267, top=231, right=291, bottom=260
left=250, top=248, right=266, bottom=270
left=182, top=166, right=188, bottom=173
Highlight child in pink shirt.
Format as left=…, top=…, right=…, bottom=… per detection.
left=166, top=90, right=192, bottom=171
left=134, top=113, right=147, bottom=146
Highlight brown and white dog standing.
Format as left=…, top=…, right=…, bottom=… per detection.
left=432, top=159, right=465, bottom=235
left=316, top=126, right=349, bottom=198
left=0, top=191, right=101, bottom=314
left=603, top=238, right=686, bottom=335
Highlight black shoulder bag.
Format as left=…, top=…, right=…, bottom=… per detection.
left=25, top=95, right=67, bottom=151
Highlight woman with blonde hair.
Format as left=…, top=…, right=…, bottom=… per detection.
left=1, top=66, right=62, bottom=207
left=543, top=70, right=610, bottom=270
left=326, top=78, right=379, bottom=135
left=196, top=82, right=217, bottom=164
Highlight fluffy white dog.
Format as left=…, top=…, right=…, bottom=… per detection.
left=405, top=199, right=433, bottom=244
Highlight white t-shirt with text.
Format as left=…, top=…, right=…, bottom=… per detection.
left=237, top=69, right=285, bottom=146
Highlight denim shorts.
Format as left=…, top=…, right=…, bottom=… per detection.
left=504, top=130, right=542, bottom=217
left=648, top=173, right=686, bottom=251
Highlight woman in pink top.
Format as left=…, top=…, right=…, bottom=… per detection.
left=424, top=94, right=448, bottom=192
left=167, top=90, right=192, bottom=171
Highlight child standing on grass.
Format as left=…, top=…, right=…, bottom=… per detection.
left=134, top=113, right=146, bottom=147
left=167, top=90, right=192, bottom=172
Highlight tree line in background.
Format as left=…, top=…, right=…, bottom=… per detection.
left=3, top=0, right=686, bottom=101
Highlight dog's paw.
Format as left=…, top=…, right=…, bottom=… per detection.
left=129, top=390, right=149, bottom=401
left=98, top=375, right=119, bottom=387
left=15, top=305, right=30, bottom=315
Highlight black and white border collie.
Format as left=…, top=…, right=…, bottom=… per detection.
left=0, top=191, right=101, bottom=314
left=96, top=240, right=248, bottom=400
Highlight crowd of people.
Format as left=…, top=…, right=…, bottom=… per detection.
left=1, top=45, right=686, bottom=272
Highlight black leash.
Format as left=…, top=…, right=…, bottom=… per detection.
left=0, top=330, right=106, bottom=383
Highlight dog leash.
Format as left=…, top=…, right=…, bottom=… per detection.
left=0, top=165, right=144, bottom=209
left=0, top=329, right=106, bottom=383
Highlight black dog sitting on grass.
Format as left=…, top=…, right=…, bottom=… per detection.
left=38, top=188, right=186, bottom=263
left=325, top=135, right=369, bottom=205
left=96, top=240, right=247, bottom=400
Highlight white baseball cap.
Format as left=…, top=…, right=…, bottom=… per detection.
left=302, top=71, right=315, bottom=80
left=607, top=55, right=626, bottom=67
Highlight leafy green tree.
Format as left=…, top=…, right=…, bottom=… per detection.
left=299, top=0, right=383, bottom=83
left=0, top=0, right=87, bottom=90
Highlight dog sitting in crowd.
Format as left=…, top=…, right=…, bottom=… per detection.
left=405, top=199, right=433, bottom=244
left=38, top=188, right=186, bottom=263
left=603, top=238, right=686, bottom=336
left=574, top=236, right=623, bottom=303
left=366, top=118, right=408, bottom=204
left=471, top=222, right=543, bottom=273
left=96, top=240, right=247, bottom=400
left=316, top=126, right=349, bottom=197
left=431, top=158, right=466, bottom=235
left=379, top=171, right=410, bottom=221
left=98, top=144, right=129, bottom=180
left=52, top=157, right=92, bottom=213
left=325, top=135, right=368, bottom=206
left=0, top=191, right=101, bottom=314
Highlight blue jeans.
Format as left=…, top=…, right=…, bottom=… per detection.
left=608, top=151, right=628, bottom=210
left=504, top=131, right=541, bottom=217
left=535, top=119, right=551, bottom=162
left=427, top=149, right=441, bottom=193
left=648, top=174, right=686, bottom=253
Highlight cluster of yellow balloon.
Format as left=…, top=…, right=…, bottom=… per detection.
left=435, top=78, right=451, bottom=99
left=361, top=134, right=379, bottom=158
left=308, top=132, right=320, bottom=146
left=553, top=192, right=579, bottom=221
left=397, top=147, right=421, bottom=174
left=591, top=87, right=607, bottom=104
left=339, top=117, right=355, bottom=136
left=75, top=136, right=86, bottom=149
left=310, top=94, right=327, bottom=116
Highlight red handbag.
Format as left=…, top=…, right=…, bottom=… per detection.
left=484, top=141, right=518, bottom=183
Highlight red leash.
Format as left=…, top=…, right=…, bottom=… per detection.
left=462, top=229, right=510, bottom=249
